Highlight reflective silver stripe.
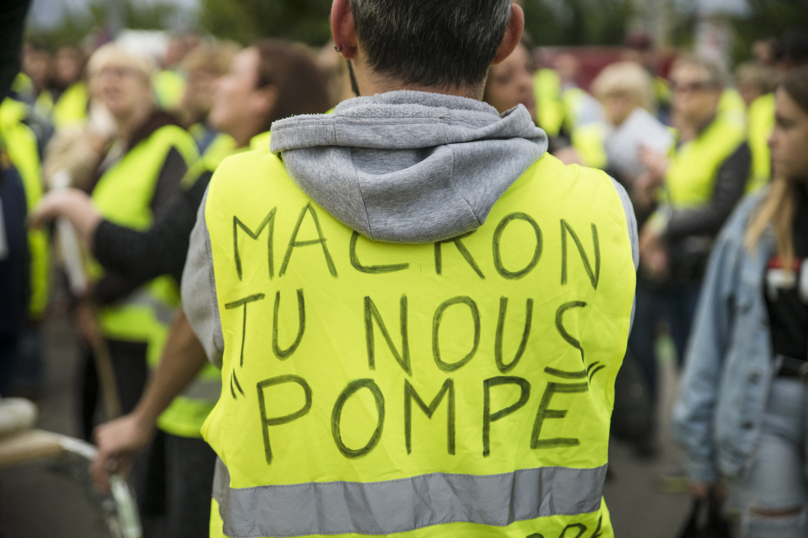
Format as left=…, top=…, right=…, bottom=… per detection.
left=181, top=377, right=221, bottom=401
left=213, top=459, right=606, bottom=537
left=116, top=288, right=175, bottom=326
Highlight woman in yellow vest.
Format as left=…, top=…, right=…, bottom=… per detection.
left=673, top=65, right=808, bottom=538
left=31, top=39, right=331, bottom=537
left=50, top=45, right=90, bottom=129
left=483, top=36, right=582, bottom=166
left=186, top=2, right=636, bottom=536
left=176, top=42, right=241, bottom=157
left=633, top=54, right=749, bottom=427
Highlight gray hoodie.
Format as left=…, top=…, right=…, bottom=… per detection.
left=182, top=91, right=637, bottom=366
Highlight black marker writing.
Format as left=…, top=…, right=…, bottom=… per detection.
left=434, top=232, right=485, bottom=279
left=233, top=209, right=276, bottom=281
left=495, top=297, right=534, bottom=373
left=404, top=378, right=455, bottom=455
left=280, top=203, right=337, bottom=278
left=272, top=289, right=306, bottom=360
left=432, top=296, right=481, bottom=372
left=493, top=212, right=543, bottom=279
left=483, top=376, right=531, bottom=457
left=257, top=375, right=312, bottom=465
left=225, top=293, right=266, bottom=367
left=560, top=220, right=600, bottom=290
left=350, top=231, right=409, bottom=274
left=531, top=382, right=588, bottom=449
left=365, top=295, right=410, bottom=375
left=331, top=379, right=385, bottom=458
left=555, top=301, right=587, bottom=363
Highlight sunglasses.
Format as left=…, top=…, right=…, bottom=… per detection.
left=671, top=80, right=717, bottom=94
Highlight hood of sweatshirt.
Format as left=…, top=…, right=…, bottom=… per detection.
left=268, top=90, right=547, bottom=244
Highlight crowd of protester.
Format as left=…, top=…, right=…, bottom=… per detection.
left=1, top=16, right=808, bottom=537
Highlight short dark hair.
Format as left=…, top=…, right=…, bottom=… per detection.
left=349, top=0, right=512, bottom=90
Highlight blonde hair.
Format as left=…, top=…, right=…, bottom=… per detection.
left=87, top=43, right=156, bottom=83
left=182, top=41, right=241, bottom=78
left=744, top=66, right=808, bottom=267
left=735, top=62, right=775, bottom=95
left=591, top=61, right=654, bottom=112
left=670, top=54, right=727, bottom=89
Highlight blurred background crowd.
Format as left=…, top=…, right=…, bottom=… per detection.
left=1, top=0, right=808, bottom=536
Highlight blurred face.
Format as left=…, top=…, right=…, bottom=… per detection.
left=485, top=44, right=536, bottom=122
left=94, top=62, right=152, bottom=119
left=671, top=64, right=721, bottom=127
left=769, top=88, right=808, bottom=181
left=23, top=47, right=50, bottom=90
left=209, top=48, right=272, bottom=136
left=603, top=92, right=634, bottom=127
left=738, top=80, right=764, bottom=108
left=183, top=67, right=219, bottom=119
left=55, top=47, right=81, bottom=86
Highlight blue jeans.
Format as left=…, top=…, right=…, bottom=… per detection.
left=726, top=378, right=808, bottom=538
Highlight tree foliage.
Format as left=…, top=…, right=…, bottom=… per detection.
left=729, top=0, right=808, bottom=64
left=27, top=1, right=183, bottom=49
left=522, top=0, right=635, bottom=47
left=199, top=0, right=332, bottom=45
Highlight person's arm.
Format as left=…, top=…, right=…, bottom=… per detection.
left=664, top=143, right=751, bottom=241
left=90, top=307, right=209, bottom=491
left=93, top=172, right=211, bottom=285
left=671, top=195, right=756, bottom=486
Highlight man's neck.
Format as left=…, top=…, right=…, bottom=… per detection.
left=350, top=57, right=483, bottom=101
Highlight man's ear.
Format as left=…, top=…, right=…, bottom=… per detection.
left=331, top=0, right=359, bottom=60
left=491, top=4, right=524, bottom=66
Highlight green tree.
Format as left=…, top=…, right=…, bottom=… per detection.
left=199, top=0, right=332, bottom=45
left=522, top=0, right=635, bottom=47
left=729, top=0, right=808, bottom=64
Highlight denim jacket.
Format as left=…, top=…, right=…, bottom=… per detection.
left=671, top=191, right=778, bottom=483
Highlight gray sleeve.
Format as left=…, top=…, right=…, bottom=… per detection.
left=611, top=177, right=639, bottom=331
left=181, top=187, right=225, bottom=367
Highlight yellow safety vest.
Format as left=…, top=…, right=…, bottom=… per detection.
left=571, top=122, right=607, bottom=170
left=153, top=69, right=186, bottom=111
left=0, top=98, right=49, bottom=319
left=90, top=125, right=198, bottom=369
left=718, top=88, right=746, bottom=125
left=202, top=147, right=635, bottom=537
left=664, top=115, right=746, bottom=208
left=533, top=69, right=566, bottom=138
left=51, top=81, right=89, bottom=129
left=746, top=92, right=774, bottom=193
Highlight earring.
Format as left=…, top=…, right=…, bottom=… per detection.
left=334, top=44, right=344, bottom=53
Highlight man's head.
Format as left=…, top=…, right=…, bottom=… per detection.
left=331, top=0, right=523, bottom=97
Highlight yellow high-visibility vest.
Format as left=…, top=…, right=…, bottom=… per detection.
left=0, top=98, right=49, bottom=319
left=533, top=68, right=565, bottom=137
left=153, top=69, right=186, bottom=111
left=664, top=115, right=746, bottom=208
left=90, top=125, right=197, bottom=368
left=202, top=145, right=635, bottom=537
left=718, top=88, right=746, bottom=125
left=51, top=81, right=89, bottom=129
left=746, top=92, right=775, bottom=193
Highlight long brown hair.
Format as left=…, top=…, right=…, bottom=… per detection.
left=745, top=66, right=808, bottom=267
left=254, top=40, right=331, bottom=133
